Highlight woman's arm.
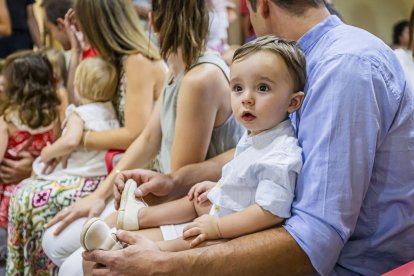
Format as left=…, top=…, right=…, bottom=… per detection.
left=40, top=113, right=83, bottom=163
left=26, top=4, right=42, bottom=48
left=85, top=54, right=166, bottom=151
left=0, top=0, right=11, bottom=37
left=170, top=63, right=230, bottom=172
left=0, top=116, right=8, bottom=164
left=94, top=97, right=164, bottom=200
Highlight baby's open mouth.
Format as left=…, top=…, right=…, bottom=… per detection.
left=242, top=112, right=256, bottom=121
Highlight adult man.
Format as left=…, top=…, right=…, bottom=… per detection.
left=85, top=0, right=414, bottom=274
left=41, top=0, right=73, bottom=51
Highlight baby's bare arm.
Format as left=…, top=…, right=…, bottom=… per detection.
left=40, top=113, right=84, bottom=163
left=218, top=204, right=283, bottom=238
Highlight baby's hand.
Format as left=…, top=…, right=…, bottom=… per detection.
left=187, top=181, right=216, bottom=203
left=182, top=215, right=222, bottom=247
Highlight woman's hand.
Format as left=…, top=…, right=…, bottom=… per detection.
left=0, top=151, right=33, bottom=183
left=187, top=181, right=216, bottom=203
left=46, top=193, right=106, bottom=236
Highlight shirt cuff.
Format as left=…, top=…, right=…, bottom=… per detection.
left=283, top=213, right=344, bottom=275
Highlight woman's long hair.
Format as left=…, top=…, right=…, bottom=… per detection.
left=152, top=0, right=209, bottom=70
left=74, top=0, right=160, bottom=68
left=1, top=53, right=59, bottom=129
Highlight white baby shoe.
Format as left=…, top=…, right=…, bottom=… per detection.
left=80, top=217, right=123, bottom=251
left=116, top=179, right=148, bottom=230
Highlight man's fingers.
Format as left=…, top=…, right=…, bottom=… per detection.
left=135, top=181, right=156, bottom=197
left=117, top=169, right=147, bottom=184
left=91, top=267, right=112, bottom=276
left=115, top=229, right=139, bottom=245
left=83, top=249, right=112, bottom=264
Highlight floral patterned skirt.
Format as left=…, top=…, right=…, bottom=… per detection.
left=6, top=175, right=104, bottom=276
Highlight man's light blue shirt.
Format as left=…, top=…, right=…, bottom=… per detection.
left=285, top=15, right=414, bottom=275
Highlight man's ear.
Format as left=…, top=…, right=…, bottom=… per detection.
left=287, top=91, right=305, bottom=113
left=258, top=0, right=270, bottom=19
left=56, top=18, right=65, bottom=30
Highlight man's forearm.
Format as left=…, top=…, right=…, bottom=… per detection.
left=164, top=227, right=315, bottom=275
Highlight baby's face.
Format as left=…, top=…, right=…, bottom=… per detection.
left=229, top=51, right=295, bottom=136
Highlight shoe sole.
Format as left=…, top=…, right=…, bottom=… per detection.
left=117, top=179, right=137, bottom=229
left=80, top=217, right=101, bottom=251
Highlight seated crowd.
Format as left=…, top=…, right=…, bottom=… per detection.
left=0, top=0, right=413, bottom=275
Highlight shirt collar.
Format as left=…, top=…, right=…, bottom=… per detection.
left=297, top=15, right=343, bottom=53
left=242, top=119, right=293, bottom=146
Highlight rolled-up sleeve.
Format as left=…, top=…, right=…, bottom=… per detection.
left=255, top=151, right=302, bottom=218
left=284, top=54, right=398, bottom=275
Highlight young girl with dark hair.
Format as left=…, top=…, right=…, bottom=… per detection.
left=0, top=53, right=60, bottom=229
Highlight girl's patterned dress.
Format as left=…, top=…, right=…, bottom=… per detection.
left=0, top=126, right=54, bottom=229
left=6, top=65, right=127, bottom=276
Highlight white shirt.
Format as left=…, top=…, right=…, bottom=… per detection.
left=394, top=48, right=414, bottom=86
left=33, top=102, right=119, bottom=180
left=207, top=120, right=302, bottom=218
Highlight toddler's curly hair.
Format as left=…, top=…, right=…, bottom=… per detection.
left=1, top=53, right=60, bottom=129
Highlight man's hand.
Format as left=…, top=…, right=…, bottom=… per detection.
left=183, top=215, right=222, bottom=247
left=113, top=169, right=174, bottom=210
left=63, top=9, right=85, bottom=53
left=0, top=151, right=33, bottom=183
left=187, top=181, right=216, bottom=203
left=83, top=230, right=166, bottom=275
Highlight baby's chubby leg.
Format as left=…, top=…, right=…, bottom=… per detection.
left=116, top=179, right=213, bottom=230
left=136, top=196, right=202, bottom=229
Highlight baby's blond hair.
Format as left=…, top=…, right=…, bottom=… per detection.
left=75, top=57, right=117, bottom=102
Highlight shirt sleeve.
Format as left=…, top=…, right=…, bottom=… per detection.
left=284, top=54, right=399, bottom=275
left=254, top=149, right=302, bottom=218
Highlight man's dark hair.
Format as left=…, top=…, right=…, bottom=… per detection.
left=248, top=0, right=325, bottom=15
left=393, top=20, right=409, bottom=45
left=41, top=0, right=73, bottom=25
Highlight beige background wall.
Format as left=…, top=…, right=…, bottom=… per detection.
left=35, top=0, right=414, bottom=47
left=333, top=0, right=413, bottom=45
left=228, top=0, right=414, bottom=46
